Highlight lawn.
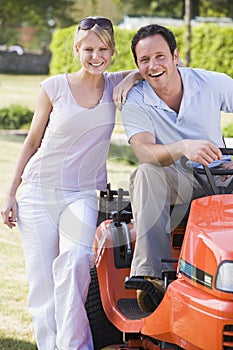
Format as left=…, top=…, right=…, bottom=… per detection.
left=0, top=136, right=37, bottom=348
left=0, top=74, right=46, bottom=110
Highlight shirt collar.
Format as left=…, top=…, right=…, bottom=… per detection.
left=142, top=67, right=200, bottom=107
left=178, top=67, right=200, bottom=99
left=143, top=80, right=161, bottom=106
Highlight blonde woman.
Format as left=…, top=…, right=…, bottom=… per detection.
left=1, top=17, right=140, bottom=350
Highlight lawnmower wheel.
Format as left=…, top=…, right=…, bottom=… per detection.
left=85, top=266, right=124, bottom=350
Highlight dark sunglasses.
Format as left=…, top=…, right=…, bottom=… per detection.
left=78, top=17, right=113, bottom=31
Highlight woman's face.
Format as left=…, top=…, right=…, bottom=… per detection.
left=76, top=31, right=113, bottom=75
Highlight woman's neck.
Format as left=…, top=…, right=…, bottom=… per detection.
left=67, top=70, right=106, bottom=109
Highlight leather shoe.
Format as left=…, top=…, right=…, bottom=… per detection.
left=137, top=276, right=164, bottom=312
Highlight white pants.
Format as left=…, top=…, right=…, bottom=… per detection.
left=17, top=183, right=98, bottom=350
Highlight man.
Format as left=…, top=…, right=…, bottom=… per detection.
left=120, top=24, right=233, bottom=312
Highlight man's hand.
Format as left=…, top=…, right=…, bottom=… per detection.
left=183, top=140, right=222, bottom=166
left=221, top=161, right=233, bottom=181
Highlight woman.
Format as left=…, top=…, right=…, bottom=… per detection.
left=1, top=17, right=139, bottom=350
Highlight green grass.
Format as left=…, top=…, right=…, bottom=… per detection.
left=0, top=74, right=47, bottom=110
left=0, top=136, right=36, bottom=348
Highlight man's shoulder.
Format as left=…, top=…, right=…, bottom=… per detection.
left=179, top=67, right=232, bottom=91
left=126, top=80, right=144, bottom=101
left=180, top=67, right=230, bottom=81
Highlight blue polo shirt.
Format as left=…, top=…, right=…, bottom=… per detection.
left=121, top=67, right=233, bottom=167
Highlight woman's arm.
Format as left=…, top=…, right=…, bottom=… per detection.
left=113, top=70, right=142, bottom=109
left=1, top=88, right=52, bottom=228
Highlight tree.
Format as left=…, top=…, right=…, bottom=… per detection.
left=112, top=0, right=232, bottom=19
left=0, top=0, right=76, bottom=48
left=113, top=0, right=185, bottom=18
left=200, top=0, right=233, bottom=17
left=0, top=0, right=122, bottom=49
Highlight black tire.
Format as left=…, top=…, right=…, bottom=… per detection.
left=85, top=266, right=123, bottom=350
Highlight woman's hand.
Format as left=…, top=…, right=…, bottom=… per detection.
left=1, top=196, right=18, bottom=229
left=113, top=70, right=141, bottom=110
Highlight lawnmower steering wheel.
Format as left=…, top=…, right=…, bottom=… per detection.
left=180, top=147, right=233, bottom=195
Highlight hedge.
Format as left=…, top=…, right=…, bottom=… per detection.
left=191, top=24, right=233, bottom=75
left=0, top=105, right=33, bottom=130
left=49, top=24, right=233, bottom=77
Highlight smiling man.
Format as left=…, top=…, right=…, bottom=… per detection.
left=120, top=24, right=233, bottom=312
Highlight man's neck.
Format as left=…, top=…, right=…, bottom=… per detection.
left=155, top=71, right=183, bottom=113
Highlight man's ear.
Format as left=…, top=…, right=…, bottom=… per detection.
left=173, top=48, right=179, bottom=65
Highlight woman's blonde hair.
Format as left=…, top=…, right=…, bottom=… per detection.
left=73, top=17, right=117, bottom=59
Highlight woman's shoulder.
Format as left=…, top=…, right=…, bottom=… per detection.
left=40, top=74, right=67, bottom=102
left=41, top=73, right=66, bottom=87
left=104, top=71, right=124, bottom=86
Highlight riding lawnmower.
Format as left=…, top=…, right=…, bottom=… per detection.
left=85, top=148, right=233, bottom=350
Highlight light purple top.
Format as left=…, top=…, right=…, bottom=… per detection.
left=22, top=72, right=123, bottom=190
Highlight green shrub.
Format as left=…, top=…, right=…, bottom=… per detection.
left=191, top=24, right=233, bottom=76
left=49, top=26, right=186, bottom=74
left=49, top=24, right=233, bottom=77
left=109, top=143, right=138, bottom=165
left=49, top=26, right=77, bottom=75
left=223, top=124, right=233, bottom=138
left=0, top=105, right=33, bottom=130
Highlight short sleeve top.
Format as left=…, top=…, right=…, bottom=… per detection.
left=22, top=72, right=124, bottom=190
left=121, top=67, right=233, bottom=167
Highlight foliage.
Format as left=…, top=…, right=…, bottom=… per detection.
left=0, top=105, right=33, bottom=130
left=49, top=26, right=78, bottom=75
left=0, top=0, right=120, bottom=50
left=191, top=24, right=233, bottom=76
left=0, top=0, right=76, bottom=47
left=109, top=143, right=138, bottom=165
left=110, top=29, right=136, bottom=71
left=0, top=0, right=232, bottom=50
left=200, top=0, right=233, bottom=17
left=223, top=124, right=233, bottom=137
left=49, top=24, right=232, bottom=77
left=112, top=0, right=233, bottom=18
left=49, top=25, right=184, bottom=74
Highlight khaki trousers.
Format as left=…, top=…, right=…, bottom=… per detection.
left=129, top=162, right=229, bottom=278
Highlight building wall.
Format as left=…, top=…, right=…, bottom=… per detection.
left=0, top=51, right=51, bottom=74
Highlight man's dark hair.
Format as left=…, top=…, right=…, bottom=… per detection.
left=131, top=24, right=177, bottom=65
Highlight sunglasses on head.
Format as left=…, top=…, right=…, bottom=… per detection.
left=78, top=17, right=113, bottom=31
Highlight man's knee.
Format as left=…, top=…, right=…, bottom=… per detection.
left=131, top=163, right=166, bottom=186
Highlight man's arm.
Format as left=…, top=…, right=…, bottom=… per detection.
left=130, top=132, right=222, bottom=167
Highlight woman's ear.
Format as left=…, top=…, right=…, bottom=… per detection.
left=75, top=46, right=80, bottom=57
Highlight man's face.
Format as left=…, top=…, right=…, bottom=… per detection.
left=135, top=34, right=179, bottom=91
